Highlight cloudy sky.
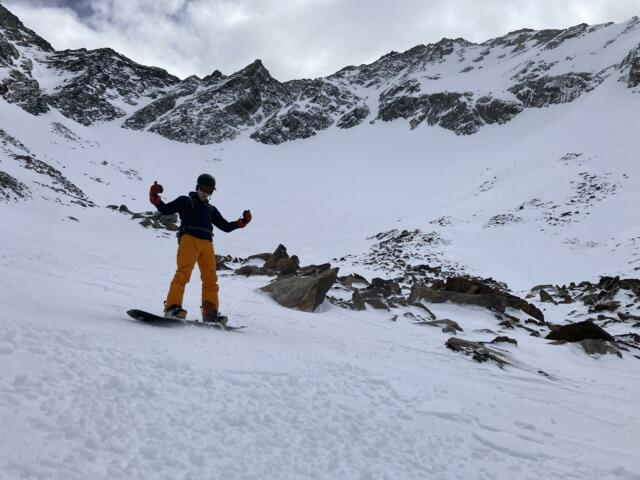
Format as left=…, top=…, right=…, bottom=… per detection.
left=5, top=0, right=640, bottom=80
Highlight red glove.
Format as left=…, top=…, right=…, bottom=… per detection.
left=237, top=209, right=252, bottom=228
left=149, top=181, right=163, bottom=205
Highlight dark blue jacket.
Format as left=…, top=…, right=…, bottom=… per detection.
left=156, top=192, right=240, bottom=241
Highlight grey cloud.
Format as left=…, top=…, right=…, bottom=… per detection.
left=5, top=0, right=640, bottom=80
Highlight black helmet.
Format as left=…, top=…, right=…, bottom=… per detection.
left=196, top=173, right=216, bottom=192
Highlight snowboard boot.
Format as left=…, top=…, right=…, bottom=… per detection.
left=201, top=301, right=227, bottom=326
left=164, top=303, right=187, bottom=319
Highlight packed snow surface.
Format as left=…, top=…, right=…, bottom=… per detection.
left=1, top=70, right=639, bottom=478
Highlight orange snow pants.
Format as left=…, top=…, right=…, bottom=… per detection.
left=165, top=234, right=219, bottom=310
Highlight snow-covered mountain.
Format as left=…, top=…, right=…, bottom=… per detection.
left=2, top=4, right=640, bottom=144
left=1, top=4, right=639, bottom=479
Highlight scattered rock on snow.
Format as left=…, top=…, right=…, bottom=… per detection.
left=578, top=339, right=621, bottom=357
left=415, top=318, right=463, bottom=334
left=490, top=336, right=518, bottom=346
left=445, top=337, right=510, bottom=368
left=260, top=267, right=339, bottom=312
left=546, top=320, right=614, bottom=342
left=409, top=276, right=544, bottom=321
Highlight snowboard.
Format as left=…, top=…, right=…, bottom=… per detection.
left=127, top=309, right=246, bottom=331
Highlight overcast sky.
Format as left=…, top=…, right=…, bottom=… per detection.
left=5, top=0, right=640, bottom=80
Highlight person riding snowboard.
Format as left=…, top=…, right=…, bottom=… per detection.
left=149, top=174, right=251, bottom=325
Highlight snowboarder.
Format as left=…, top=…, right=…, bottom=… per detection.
left=149, top=174, right=251, bottom=325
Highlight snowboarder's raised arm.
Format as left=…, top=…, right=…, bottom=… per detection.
left=149, top=181, right=187, bottom=214
left=156, top=196, right=188, bottom=215
left=210, top=206, right=252, bottom=232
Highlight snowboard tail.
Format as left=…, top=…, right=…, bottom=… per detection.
left=127, top=309, right=246, bottom=330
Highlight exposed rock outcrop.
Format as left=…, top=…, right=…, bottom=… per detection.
left=623, top=44, right=640, bottom=87
left=260, top=267, right=339, bottom=312
left=409, top=277, right=544, bottom=321
left=508, top=73, right=601, bottom=108
left=45, top=48, right=178, bottom=126
left=546, top=320, right=614, bottom=342
left=445, top=337, right=511, bottom=368
left=0, top=170, right=29, bottom=201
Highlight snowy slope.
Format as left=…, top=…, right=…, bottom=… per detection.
left=1, top=7, right=640, bottom=480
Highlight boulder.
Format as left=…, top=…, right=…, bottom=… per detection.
left=235, top=265, right=265, bottom=276
left=351, top=290, right=366, bottom=311
left=263, top=244, right=289, bottom=270
left=415, top=319, right=463, bottom=334
left=445, top=338, right=510, bottom=368
left=409, top=284, right=507, bottom=314
left=539, top=289, right=555, bottom=303
left=298, top=263, right=331, bottom=276
left=246, top=252, right=272, bottom=262
left=235, top=244, right=301, bottom=276
left=338, top=273, right=369, bottom=288
left=578, top=339, right=621, bottom=357
left=409, top=278, right=544, bottom=321
left=545, top=320, right=614, bottom=342
left=592, top=301, right=621, bottom=312
left=364, top=297, right=390, bottom=311
left=490, top=336, right=518, bottom=346
left=260, top=267, right=339, bottom=312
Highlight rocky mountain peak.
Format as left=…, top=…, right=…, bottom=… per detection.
left=1, top=3, right=640, bottom=146
left=0, top=3, right=53, bottom=53
left=201, top=69, right=225, bottom=86
left=233, top=58, right=277, bottom=85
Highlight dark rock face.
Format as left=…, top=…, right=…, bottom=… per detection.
left=0, top=170, right=30, bottom=201
left=12, top=154, right=92, bottom=205
left=0, top=69, right=49, bottom=114
left=0, top=4, right=53, bottom=53
left=123, top=76, right=200, bottom=130
left=546, top=320, right=614, bottom=342
left=337, top=105, right=370, bottom=128
left=251, top=109, right=333, bottom=144
left=508, top=73, right=601, bottom=108
left=260, top=267, right=339, bottom=312
left=378, top=82, right=483, bottom=135
left=0, top=5, right=179, bottom=126
left=475, top=97, right=523, bottom=125
left=542, top=23, right=588, bottom=50
left=379, top=85, right=524, bottom=135
left=0, top=37, right=19, bottom=66
left=45, top=48, right=179, bottom=126
left=250, top=79, right=364, bottom=144
left=329, top=38, right=466, bottom=88
left=624, top=45, right=640, bottom=87
left=148, top=60, right=291, bottom=144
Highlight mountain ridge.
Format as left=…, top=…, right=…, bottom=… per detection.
left=1, top=3, right=639, bottom=144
